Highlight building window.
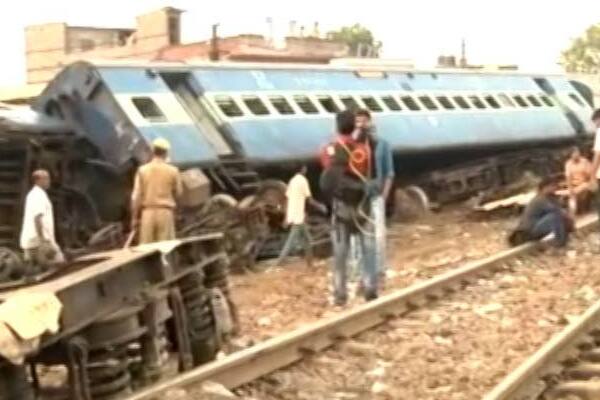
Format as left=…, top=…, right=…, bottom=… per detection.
left=131, top=97, right=166, bottom=122
left=214, top=95, right=243, bottom=117
left=526, top=95, right=542, bottom=107
left=484, top=95, right=501, bottom=109
left=497, top=94, right=515, bottom=108
left=79, top=39, right=95, bottom=52
left=513, top=95, right=528, bottom=107
left=569, top=93, right=584, bottom=107
left=242, top=96, right=269, bottom=115
left=168, top=15, right=181, bottom=45
left=293, top=95, right=319, bottom=114
left=317, top=95, right=340, bottom=113
left=269, top=96, right=295, bottom=115
left=452, top=96, right=471, bottom=109
left=469, top=95, right=486, bottom=109
left=436, top=96, right=455, bottom=110
left=361, top=96, right=383, bottom=112
left=340, top=95, right=360, bottom=110
left=540, top=95, right=555, bottom=107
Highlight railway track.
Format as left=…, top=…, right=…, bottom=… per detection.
left=126, top=215, right=597, bottom=400
left=485, top=282, right=600, bottom=400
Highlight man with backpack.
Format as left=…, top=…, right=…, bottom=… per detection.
left=320, top=110, right=378, bottom=306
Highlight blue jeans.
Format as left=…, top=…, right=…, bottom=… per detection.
left=372, top=195, right=387, bottom=275
left=276, top=224, right=313, bottom=265
left=331, top=215, right=377, bottom=304
left=348, top=195, right=387, bottom=278
left=529, top=212, right=568, bottom=247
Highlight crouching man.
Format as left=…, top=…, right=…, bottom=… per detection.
left=509, top=177, right=573, bottom=248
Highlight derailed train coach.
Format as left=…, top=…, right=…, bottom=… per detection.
left=27, top=61, right=596, bottom=255
left=34, top=61, right=595, bottom=200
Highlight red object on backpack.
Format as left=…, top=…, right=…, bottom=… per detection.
left=319, top=136, right=371, bottom=180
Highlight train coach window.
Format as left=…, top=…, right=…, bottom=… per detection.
left=269, top=96, right=295, bottom=115
left=361, top=95, right=383, bottom=112
left=497, top=94, right=515, bottom=108
left=540, top=95, right=555, bottom=107
left=484, top=95, right=501, bottom=109
left=317, top=95, right=340, bottom=113
left=400, top=95, right=421, bottom=111
left=512, top=95, right=528, bottom=108
left=242, top=96, right=270, bottom=115
left=452, top=96, right=471, bottom=109
left=526, top=95, right=542, bottom=107
left=294, top=95, right=319, bottom=114
left=469, top=95, right=486, bottom=109
left=436, top=96, right=455, bottom=110
left=381, top=95, right=402, bottom=111
left=569, top=93, right=585, bottom=107
left=418, top=96, right=438, bottom=111
left=132, top=97, right=167, bottom=122
left=340, top=95, right=360, bottom=110
left=214, top=95, right=243, bottom=117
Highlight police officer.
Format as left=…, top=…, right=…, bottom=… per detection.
left=131, top=138, right=183, bottom=244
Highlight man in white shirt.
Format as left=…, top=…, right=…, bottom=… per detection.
left=275, top=165, right=326, bottom=267
left=20, top=170, right=63, bottom=266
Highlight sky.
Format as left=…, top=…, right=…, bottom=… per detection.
left=0, top=0, right=599, bottom=87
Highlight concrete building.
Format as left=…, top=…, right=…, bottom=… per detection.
left=25, top=7, right=183, bottom=84
left=24, top=7, right=349, bottom=85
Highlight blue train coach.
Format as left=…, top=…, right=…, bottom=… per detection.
left=34, top=61, right=596, bottom=203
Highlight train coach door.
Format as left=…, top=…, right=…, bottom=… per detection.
left=534, top=77, right=585, bottom=136
left=161, top=72, right=233, bottom=156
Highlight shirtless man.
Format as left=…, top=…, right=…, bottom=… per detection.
left=565, top=146, right=592, bottom=215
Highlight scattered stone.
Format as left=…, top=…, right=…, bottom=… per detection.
left=474, top=303, right=503, bottom=316
left=257, top=317, right=272, bottom=327
left=201, top=381, right=237, bottom=399
left=366, top=365, right=386, bottom=378
left=165, top=388, right=188, bottom=400
left=371, top=381, right=390, bottom=394
left=340, top=340, right=376, bottom=357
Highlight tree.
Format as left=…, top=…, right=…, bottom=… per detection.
left=328, top=24, right=381, bottom=57
left=562, top=24, right=600, bottom=73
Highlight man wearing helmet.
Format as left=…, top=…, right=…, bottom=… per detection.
left=131, top=138, right=183, bottom=244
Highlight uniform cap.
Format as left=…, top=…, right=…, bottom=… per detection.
left=152, top=138, right=171, bottom=151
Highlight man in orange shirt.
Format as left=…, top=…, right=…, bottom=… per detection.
left=565, top=146, right=592, bottom=215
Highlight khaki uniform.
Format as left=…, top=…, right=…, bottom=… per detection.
left=132, top=158, right=183, bottom=244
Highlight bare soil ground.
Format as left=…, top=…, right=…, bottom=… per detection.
left=235, top=231, right=600, bottom=400
left=229, top=206, right=516, bottom=344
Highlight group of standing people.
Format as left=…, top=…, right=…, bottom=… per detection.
left=276, top=108, right=395, bottom=305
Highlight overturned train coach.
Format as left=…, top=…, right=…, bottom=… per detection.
left=4, top=61, right=593, bottom=257
left=34, top=61, right=595, bottom=203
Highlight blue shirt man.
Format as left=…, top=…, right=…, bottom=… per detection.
left=354, top=109, right=395, bottom=282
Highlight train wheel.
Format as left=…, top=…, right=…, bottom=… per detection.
left=253, top=180, right=287, bottom=229
left=394, top=186, right=430, bottom=221
left=0, top=247, right=22, bottom=283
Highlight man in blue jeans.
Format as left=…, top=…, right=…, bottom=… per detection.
left=354, top=109, right=395, bottom=281
left=320, top=110, right=378, bottom=305
left=510, top=177, right=572, bottom=247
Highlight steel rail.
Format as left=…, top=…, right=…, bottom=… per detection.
left=484, top=293, right=600, bottom=399
left=126, top=214, right=597, bottom=400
